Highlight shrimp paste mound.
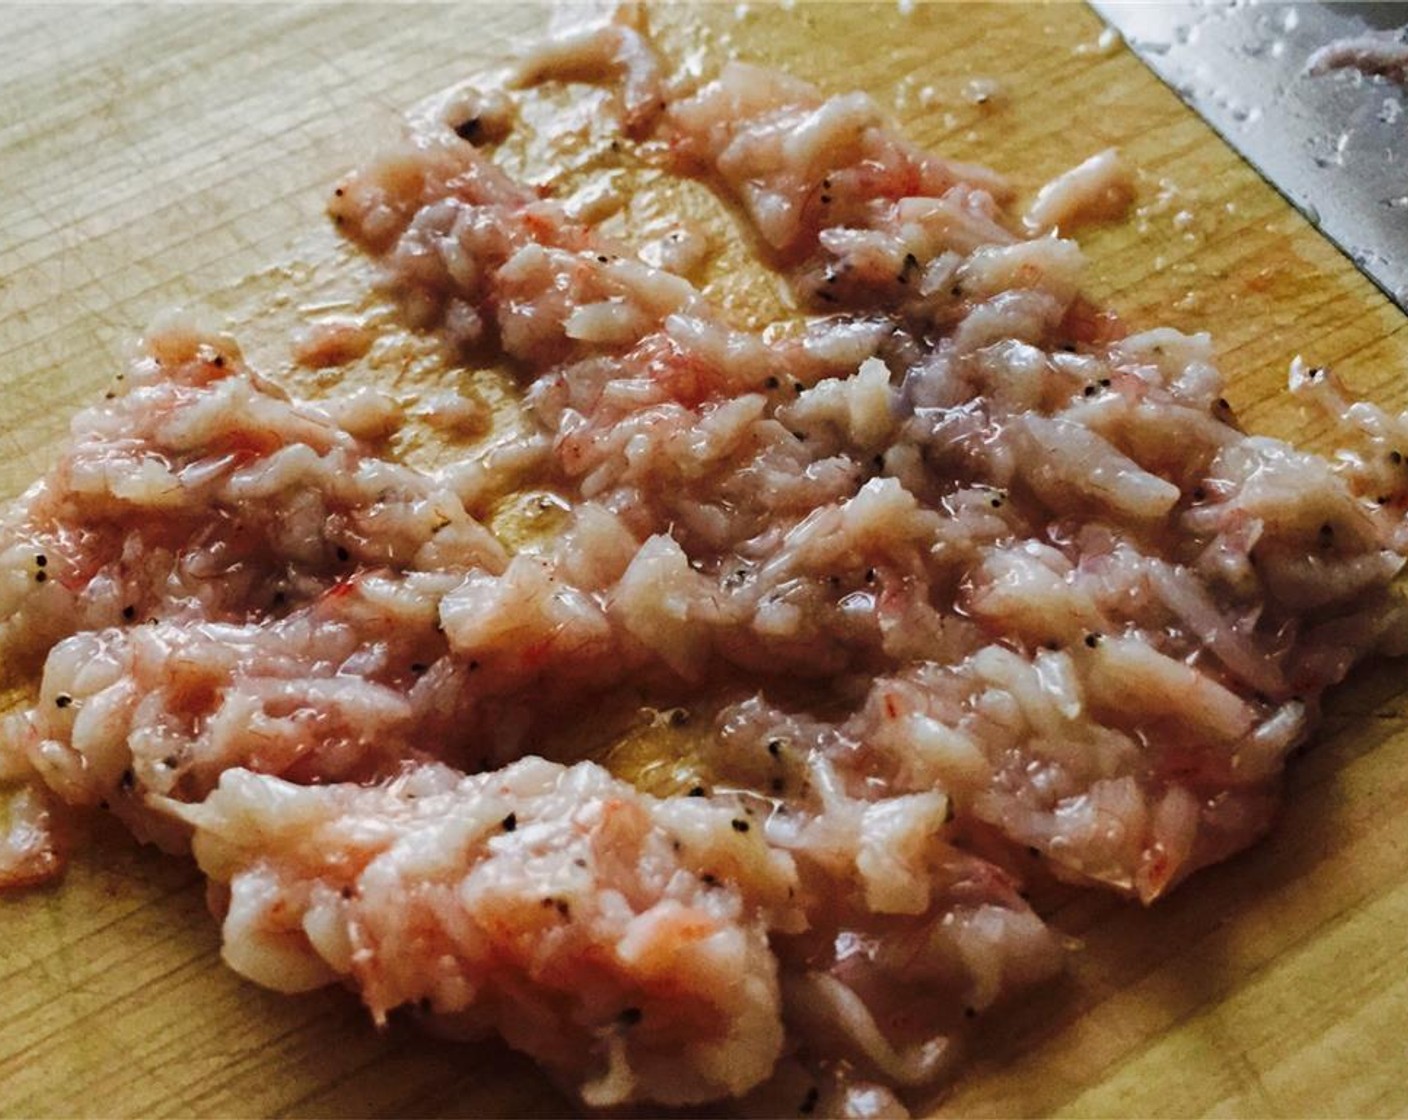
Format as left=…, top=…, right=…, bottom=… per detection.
left=3, top=21, right=1408, bottom=1117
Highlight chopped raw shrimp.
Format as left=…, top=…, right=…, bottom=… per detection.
left=0, top=784, right=64, bottom=889
left=1022, top=148, right=1135, bottom=234
left=513, top=20, right=665, bottom=134
left=290, top=316, right=375, bottom=369
left=7, top=19, right=1408, bottom=1116
left=167, top=758, right=796, bottom=1107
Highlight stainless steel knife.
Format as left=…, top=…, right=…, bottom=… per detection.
left=1092, top=1, right=1408, bottom=311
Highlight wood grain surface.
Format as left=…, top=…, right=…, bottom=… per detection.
left=2, top=3, right=1407, bottom=1117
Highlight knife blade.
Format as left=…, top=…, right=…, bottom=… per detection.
left=1091, top=1, right=1408, bottom=312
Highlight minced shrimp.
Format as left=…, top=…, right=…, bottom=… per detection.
left=3, top=17, right=1408, bottom=1116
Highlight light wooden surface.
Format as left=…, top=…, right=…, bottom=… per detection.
left=2, top=3, right=1407, bottom=1117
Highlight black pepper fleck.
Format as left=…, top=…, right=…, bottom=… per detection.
left=688, top=786, right=706, bottom=797
left=731, top=819, right=750, bottom=833
left=55, top=694, right=72, bottom=709
left=501, top=812, right=517, bottom=832
left=122, top=605, right=136, bottom=621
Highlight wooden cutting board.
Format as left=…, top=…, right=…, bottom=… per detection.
left=3, top=3, right=1408, bottom=1116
